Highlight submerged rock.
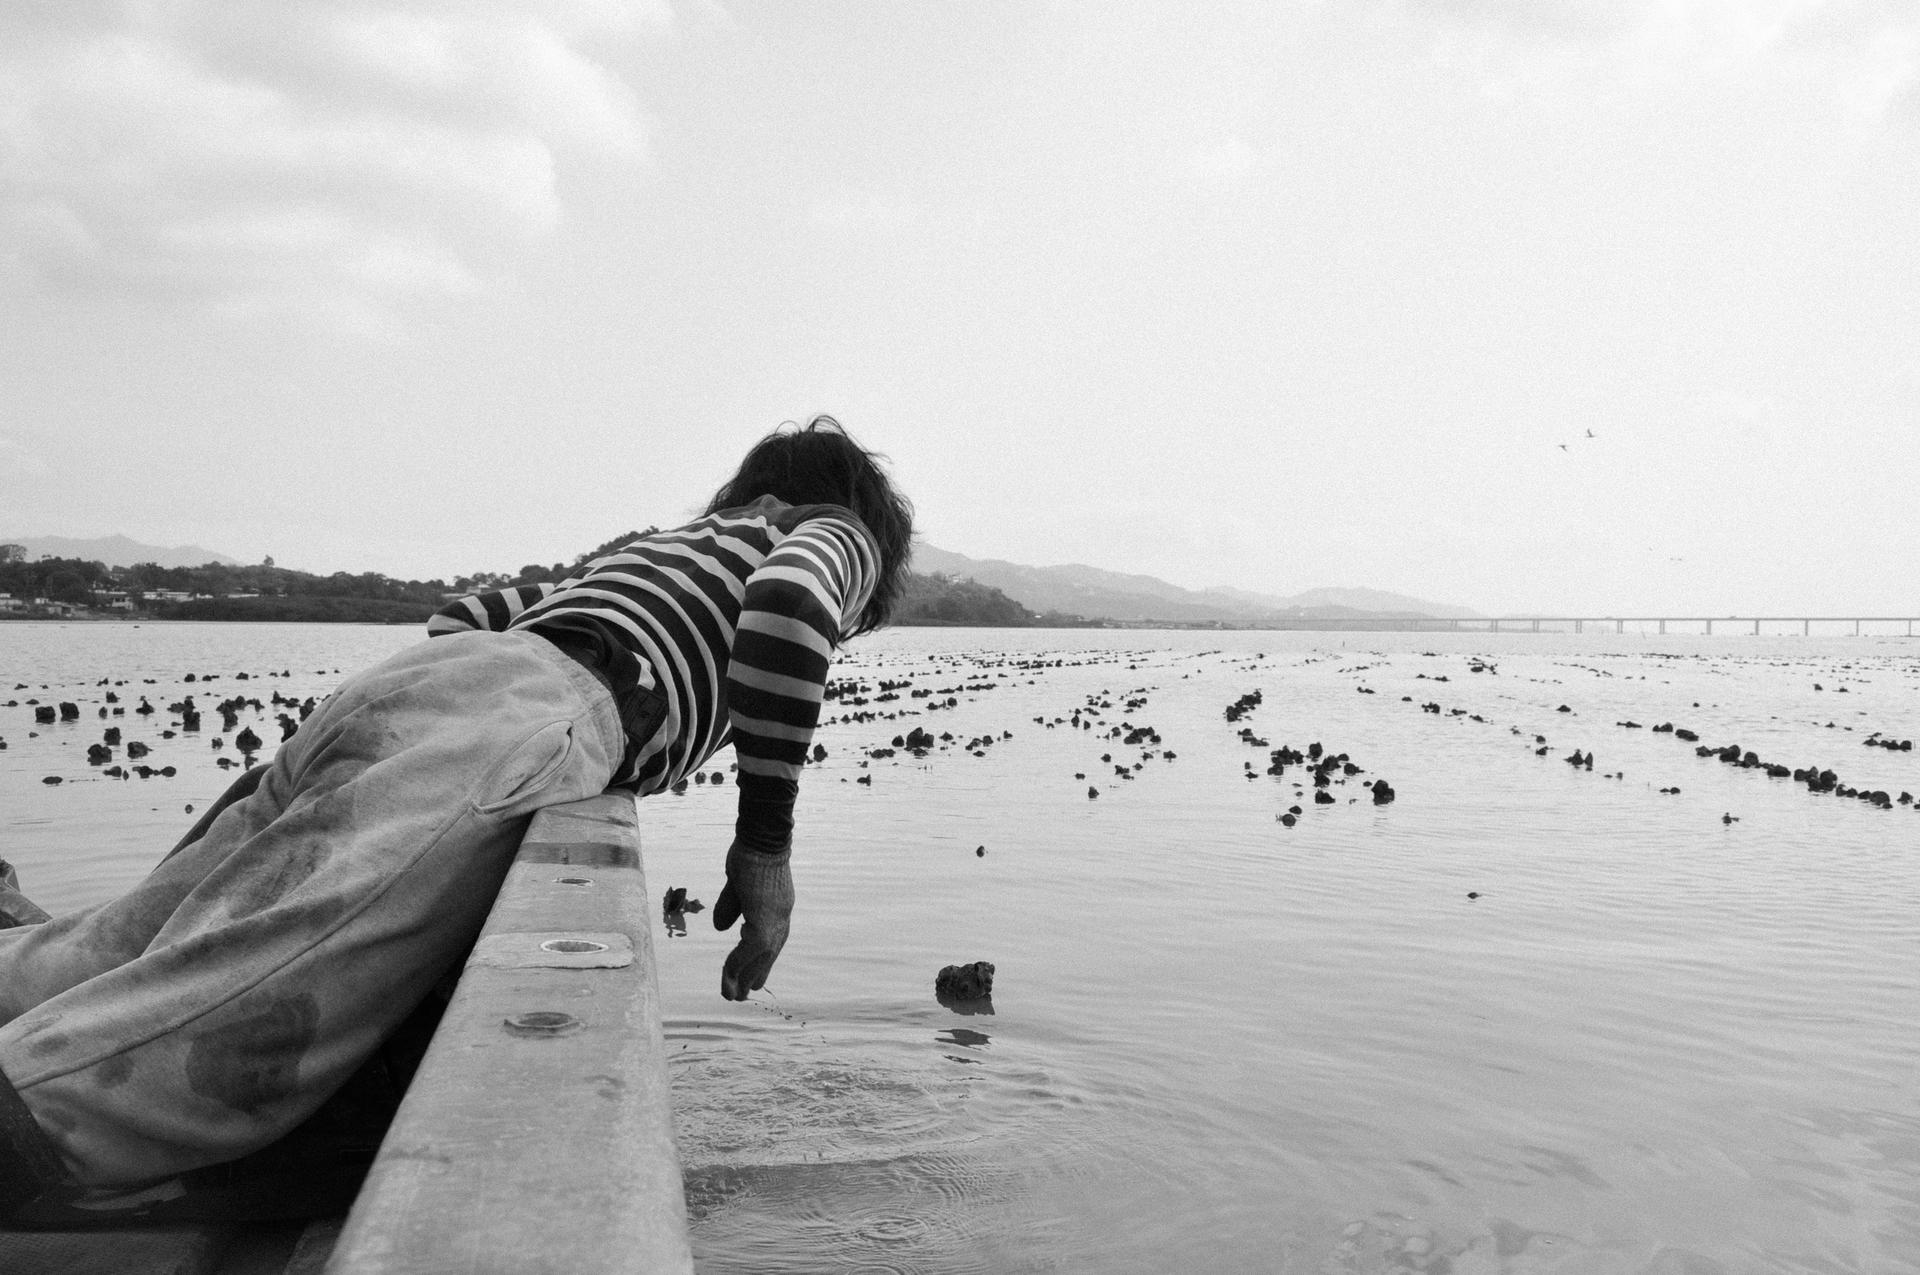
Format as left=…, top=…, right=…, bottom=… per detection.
left=936, top=961, right=995, bottom=1004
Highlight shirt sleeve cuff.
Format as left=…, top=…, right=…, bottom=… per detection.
left=733, top=771, right=797, bottom=856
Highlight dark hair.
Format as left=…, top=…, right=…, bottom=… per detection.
left=705, top=416, right=915, bottom=636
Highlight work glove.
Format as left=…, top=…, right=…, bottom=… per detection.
left=713, top=840, right=793, bottom=1001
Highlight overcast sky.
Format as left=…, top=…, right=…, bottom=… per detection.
left=2, top=0, right=1915, bottom=615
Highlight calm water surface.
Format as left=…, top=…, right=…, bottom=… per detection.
left=4, top=621, right=1920, bottom=1273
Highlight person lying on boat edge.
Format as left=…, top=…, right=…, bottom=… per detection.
left=0, top=415, right=914, bottom=1226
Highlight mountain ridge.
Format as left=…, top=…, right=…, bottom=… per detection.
left=6, top=532, right=1481, bottom=623
left=1, top=534, right=241, bottom=570
left=911, top=544, right=1480, bottom=623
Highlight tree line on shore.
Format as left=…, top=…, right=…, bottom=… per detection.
left=0, top=535, right=1055, bottom=627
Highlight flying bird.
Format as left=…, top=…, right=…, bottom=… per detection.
left=1557, top=444, right=1568, bottom=451
left=1585, top=429, right=1596, bottom=439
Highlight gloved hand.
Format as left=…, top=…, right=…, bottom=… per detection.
left=713, top=841, right=793, bottom=1001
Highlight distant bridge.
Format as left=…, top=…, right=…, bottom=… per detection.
left=1486, top=616, right=1916, bottom=636
left=1261, top=616, right=1920, bottom=636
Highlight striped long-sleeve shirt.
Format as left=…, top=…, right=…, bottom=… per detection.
left=426, top=497, right=880, bottom=854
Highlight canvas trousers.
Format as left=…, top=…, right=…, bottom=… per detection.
left=0, top=628, right=622, bottom=1199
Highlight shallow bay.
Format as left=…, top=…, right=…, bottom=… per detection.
left=4, top=622, right=1919, bottom=1272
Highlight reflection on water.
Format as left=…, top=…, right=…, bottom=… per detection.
left=687, top=1153, right=1067, bottom=1275
left=661, top=885, right=703, bottom=939
left=8, top=623, right=1920, bottom=1271
left=670, top=1015, right=1090, bottom=1275
left=1321, top=1215, right=1587, bottom=1273
left=934, top=991, right=994, bottom=1017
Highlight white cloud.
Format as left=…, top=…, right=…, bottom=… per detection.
left=1791, top=4, right=1920, bottom=119
left=1428, top=0, right=1636, bottom=42
left=1184, top=135, right=1257, bottom=194
left=0, top=0, right=662, bottom=324
left=1410, top=0, right=1920, bottom=118
left=809, top=191, right=921, bottom=231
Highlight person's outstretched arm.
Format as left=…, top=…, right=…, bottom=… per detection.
left=713, top=515, right=878, bottom=1000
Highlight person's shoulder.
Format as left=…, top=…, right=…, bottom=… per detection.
left=712, top=496, right=871, bottom=540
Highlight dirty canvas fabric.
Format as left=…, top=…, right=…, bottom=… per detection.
left=0, top=863, right=50, bottom=931
left=0, top=629, right=621, bottom=1193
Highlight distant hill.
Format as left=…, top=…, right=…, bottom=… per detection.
left=910, top=544, right=1479, bottom=624
left=4, top=531, right=1477, bottom=625
left=1, top=534, right=241, bottom=570
left=1200, top=584, right=1483, bottom=621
